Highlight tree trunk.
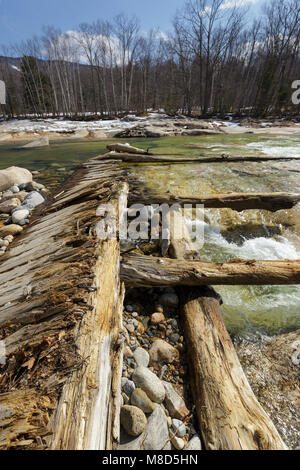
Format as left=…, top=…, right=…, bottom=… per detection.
left=179, top=287, right=287, bottom=450
left=121, top=253, right=300, bottom=287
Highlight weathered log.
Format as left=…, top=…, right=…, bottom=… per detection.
left=129, top=191, right=300, bottom=212
left=106, top=143, right=152, bottom=155
left=180, top=287, right=287, bottom=450
left=0, top=162, right=128, bottom=450
left=95, top=152, right=300, bottom=164
left=165, top=209, right=287, bottom=449
left=121, top=253, right=300, bottom=287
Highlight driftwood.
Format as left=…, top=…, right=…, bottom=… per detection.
left=0, top=160, right=127, bottom=450
left=165, top=209, right=286, bottom=450
left=96, top=151, right=300, bottom=164
left=180, top=287, right=287, bottom=449
left=129, top=191, right=300, bottom=212
left=121, top=253, right=300, bottom=287
left=106, top=143, right=152, bottom=155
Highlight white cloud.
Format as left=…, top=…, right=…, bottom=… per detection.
left=220, top=0, right=259, bottom=10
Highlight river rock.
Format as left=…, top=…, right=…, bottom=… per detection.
left=12, top=209, right=30, bottom=224
left=150, top=312, right=166, bottom=325
left=15, top=191, right=28, bottom=203
left=133, top=347, right=149, bottom=367
left=149, top=339, right=179, bottom=367
left=162, top=381, right=189, bottom=419
left=184, top=435, right=202, bottom=450
left=143, top=404, right=171, bottom=450
left=0, top=224, right=23, bottom=237
left=0, top=167, right=32, bottom=192
left=25, top=181, right=45, bottom=191
left=24, top=191, right=45, bottom=208
left=172, top=418, right=186, bottom=437
left=158, top=293, right=179, bottom=308
left=132, top=367, right=165, bottom=403
left=0, top=198, right=21, bottom=213
left=171, top=435, right=185, bottom=450
left=10, top=185, right=20, bottom=193
left=121, top=378, right=136, bottom=397
left=120, top=405, right=147, bottom=437
left=131, top=388, right=155, bottom=413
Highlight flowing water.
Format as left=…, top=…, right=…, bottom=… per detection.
left=0, top=133, right=299, bottom=339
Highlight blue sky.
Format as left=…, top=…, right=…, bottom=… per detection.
left=0, top=0, right=265, bottom=49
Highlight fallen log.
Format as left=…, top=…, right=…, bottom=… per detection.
left=165, top=209, right=286, bottom=449
left=106, top=143, right=152, bottom=155
left=121, top=253, right=300, bottom=286
left=129, top=191, right=300, bottom=212
left=95, top=151, right=300, bottom=164
left=180, top=287, right=287, bottom=450
left=0, top=161, right=128, bottom=450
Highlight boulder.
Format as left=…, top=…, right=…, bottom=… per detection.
left=132, top=367, right=165, bottom=403
left=120, top=405, right=147, bottom=437
left=162, top=381, right=189, bottom=420
left=0, top=167, right=32, bottom=192
left=149, top=339, right=179, bottom=368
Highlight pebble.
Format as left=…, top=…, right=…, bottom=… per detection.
left=121, top=378, right=136, bottom=397
left=12, top=209, right=30, bottom=224
left=126, top=323, right=135, bottom=334
left=10, top=185, right=20, bottom=193
left=143, top=404, right=171, bottom=450
left=149, top=339, right=179, bottom=367
left=126, top=305, right=134, bottom=312
left=184, top=435, right=202, bottom=450
left=172, top=419, right=186, bottom=437
left=0, top=224, right=23, bottom=237
left=120, top=405, right=147, bottom=437
left=24, top=191, right=45, bottom=208
left=171, top=435, right=185, bottom=450
left=124, top=346, right=133, bottom=359
left=131, top=388, right=155, bottom=414
left=133, top=347, right=150, bottom=367
left=132, top=367, right=166, bottom=403
left=163, top=381, right=189, bottom=420
left=150, top=312, right=166, bottom=325
left=0, top=198, right=21, bottom=213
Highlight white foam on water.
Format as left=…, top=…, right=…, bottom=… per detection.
left=247, top=138, right=300, bottom=158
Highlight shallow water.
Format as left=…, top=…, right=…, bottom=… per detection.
left=0, top=134, right=299, bottom=337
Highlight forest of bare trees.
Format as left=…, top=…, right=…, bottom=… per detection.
left=0, top=0, right=299, bottom=118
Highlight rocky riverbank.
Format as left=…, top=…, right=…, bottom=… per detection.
left=1, top=113, right=300, bottom=143
left=118, top=287, right=201, bottom=451
left=0, top=167, right=48, bottom=256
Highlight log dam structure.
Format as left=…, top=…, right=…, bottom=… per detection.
left=0, top=144, right=299, bottom=450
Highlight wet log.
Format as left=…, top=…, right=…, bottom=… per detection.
left=0, top=161, right=128, bottom=450
left=95, top=152, right=300, bottom=164
left=180, top=287, right=287, bottom=450
left=129, top=191, right=300, bottom=212
left=165, top=209, right=287, bottom=449
left=121, top=253, right=300, bottom=287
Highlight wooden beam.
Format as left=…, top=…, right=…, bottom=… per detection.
left=120, top=253, right=300, bottom=287
left=129, top=192, right=300, bottom=212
